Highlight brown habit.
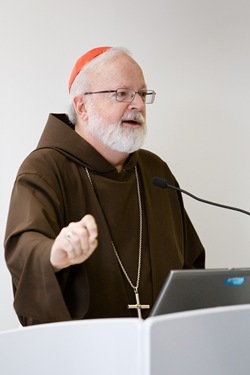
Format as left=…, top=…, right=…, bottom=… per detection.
left=4, top=114, right=205, bottom=325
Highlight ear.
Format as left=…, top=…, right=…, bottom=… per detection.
left=73, top=95, right=88, bottom=121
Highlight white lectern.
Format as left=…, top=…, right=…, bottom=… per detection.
left=143, top=304, right=250, bottom=374
left=1, top=305, right=250, bottom=374
left=0, top=318, right=142, bottom=375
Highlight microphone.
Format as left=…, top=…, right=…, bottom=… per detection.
left=152, top=177, right=250, bottom=217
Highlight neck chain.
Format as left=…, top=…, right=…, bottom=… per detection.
left=85, top=165, right=150, bottom=318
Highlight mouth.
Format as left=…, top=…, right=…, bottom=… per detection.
left=122, top=119, right=142, bottom=127
left=121, top=112, right=144, bottom=127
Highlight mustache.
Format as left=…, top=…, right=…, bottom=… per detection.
left=121, top=112, right=145, bottom=125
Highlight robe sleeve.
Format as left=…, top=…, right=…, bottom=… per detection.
left=4, top=167, right=89, bottom=325
left=168, top=181, right=205, bottom=270
left=182, top=210, right=206, bottom=269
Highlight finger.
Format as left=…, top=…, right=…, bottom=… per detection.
left=64, top=231, right=86, bottom=259
left=65, top=230, right=75, bottom=242
left=58, top=215, right=98, bottom=263
left=64, top=225, right=96, bottom=259
left=80, top=214, right=98, bottom=241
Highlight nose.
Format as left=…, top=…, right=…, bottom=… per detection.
left=128, top=92, right=145, bottom=111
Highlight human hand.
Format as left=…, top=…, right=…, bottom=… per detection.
left=50, top=214, right=98, bottom=272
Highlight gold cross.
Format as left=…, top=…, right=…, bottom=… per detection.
left=128, top=291, right=150, bottom=319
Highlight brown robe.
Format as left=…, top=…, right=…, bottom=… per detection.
left=4, top=113, right=205, bottom=325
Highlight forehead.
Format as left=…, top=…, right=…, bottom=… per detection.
left=90, top=54, right=146, bottom=89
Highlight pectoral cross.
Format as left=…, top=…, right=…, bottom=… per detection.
left=128, top=290, right=150, bottom=319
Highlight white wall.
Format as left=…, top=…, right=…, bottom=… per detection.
left=1, top=0, right=250, bottom=331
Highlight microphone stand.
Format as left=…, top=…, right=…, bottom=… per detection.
left=152, top=177, right=250, bottom=217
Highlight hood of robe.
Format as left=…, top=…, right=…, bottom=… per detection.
left=36, top=113, right=139, bottom=177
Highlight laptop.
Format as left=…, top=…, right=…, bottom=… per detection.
left=150, top=268, right=250, bottom=317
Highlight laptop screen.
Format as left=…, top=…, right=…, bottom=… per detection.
left=150, top=268, right=250, bottom=317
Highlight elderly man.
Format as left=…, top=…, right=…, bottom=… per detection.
left=4, top=46, right=205, bottom=325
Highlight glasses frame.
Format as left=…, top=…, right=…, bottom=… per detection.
left=83, top=88, right=156, bottom=104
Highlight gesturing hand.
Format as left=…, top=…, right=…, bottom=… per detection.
left=50, top=214, right=98, bottom=272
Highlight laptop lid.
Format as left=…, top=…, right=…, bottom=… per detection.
left=150, top=268, right=250, bottom=317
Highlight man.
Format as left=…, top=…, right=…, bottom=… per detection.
left=4, top=46, right=205, bottom=325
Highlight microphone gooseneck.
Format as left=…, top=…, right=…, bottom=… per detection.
left=152, top=177, right=250, bottom=217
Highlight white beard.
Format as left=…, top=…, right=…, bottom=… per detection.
left=86, top=108, right=147, bottom=153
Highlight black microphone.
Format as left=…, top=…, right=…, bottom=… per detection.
left=152, top=177, right=250, bottom=216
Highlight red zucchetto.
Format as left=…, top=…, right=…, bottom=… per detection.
left=68, top=46, right=111, bottom=91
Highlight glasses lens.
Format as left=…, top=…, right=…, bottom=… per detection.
left=116, top=89, right=134, bottom=102
left=116, top=89, right=156, bottom=104
left=141, top=90, right=156, bottom=104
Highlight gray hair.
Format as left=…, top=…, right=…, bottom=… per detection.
left=67, top=47, right=132, bottom=124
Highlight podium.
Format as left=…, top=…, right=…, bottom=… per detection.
left=1, top=305, right=250, bottom=374
left=143, top=304, right=250, bottom=374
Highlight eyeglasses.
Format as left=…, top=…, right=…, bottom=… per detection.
left=83, top=88, right=156, bottom=104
